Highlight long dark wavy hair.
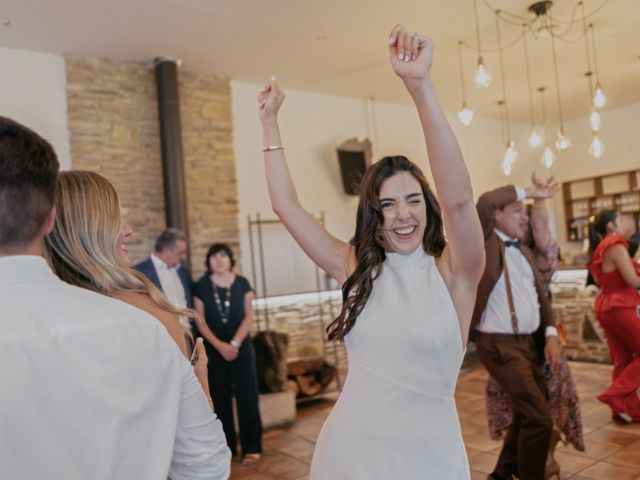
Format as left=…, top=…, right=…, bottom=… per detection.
left=326, top=155, right=446, bottom=341
left=587, top=209, right=618, bottom=259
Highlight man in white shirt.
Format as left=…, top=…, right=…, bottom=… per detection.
left=0, top=116, right=230, bottom=479
left=134, top=229, right=194, bottom=329
left=470, top=182, right=562, bottom=480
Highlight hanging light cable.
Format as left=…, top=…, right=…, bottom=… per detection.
left=550, top=26, right=571, bottom=150
left=497, top=100, right=513, bottom=176
left=523, top=25, right=542, bottom=147
left=537, top=87, right=556, bottom=168
left=457, top=42, right=474, bottom=126
left=590, top=23, right=607, bottom=108
left=579, top=4, right=604, bottom=158
left=495, top=11, right=518, bottom=173
left=473, top=0, right=492, bottom=87
left=580, top=3, right=601, bottom=132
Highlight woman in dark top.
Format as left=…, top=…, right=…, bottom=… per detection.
left=193, top=243, right=262, bottom=465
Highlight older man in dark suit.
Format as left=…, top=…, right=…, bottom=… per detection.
left=134, top=228, right=194, bottom=312
left=471, top=180, right=562, bottom=480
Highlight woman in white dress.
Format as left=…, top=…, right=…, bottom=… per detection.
left=258, top=24, right=485, bottom=479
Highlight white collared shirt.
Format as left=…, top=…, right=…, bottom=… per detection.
left=151, top=254, right=187, bottom=309
left=0, top=255, right=230, bottom=480
left=477, top=229, right=542, bottom=335
left=151, top=254, right=190, bottom=329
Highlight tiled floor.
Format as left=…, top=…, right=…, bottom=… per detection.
left=230, top=361, right=640, bottom=479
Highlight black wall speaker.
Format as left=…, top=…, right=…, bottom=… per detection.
left=337, top=138, right=372, bottom=196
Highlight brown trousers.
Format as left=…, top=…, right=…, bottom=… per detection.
left=476, top=333, right=552, bottom=480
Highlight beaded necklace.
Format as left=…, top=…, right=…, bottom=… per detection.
left=212, top=281, right=231, bottom=324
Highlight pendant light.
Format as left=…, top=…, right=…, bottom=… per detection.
left=550, top=27, right=571, bottom=150
left=537, top=87, right=556, bottom=168
left=590, top=23, right=607, bottom=109
left=457, top=42, right=474, bottom=126
left=495, top=11, right=517, bottom=173
left=472, top=0, right=491, bottom=88
left=523, top=25, right=542, bottom=147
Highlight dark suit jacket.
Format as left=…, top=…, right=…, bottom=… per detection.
left=470, top=186, right=555, bottom=357
left=133, top=257, right=194, bottom=309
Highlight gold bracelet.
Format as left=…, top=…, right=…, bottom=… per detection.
left=262, top=145, right=284, bottom=152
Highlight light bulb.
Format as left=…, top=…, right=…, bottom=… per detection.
left=540, top=145, right=556, bottom=168
left=589, top=109, right=601, bottom=132
left=528, top=127, right=543, bottom=148
left=593, top=83, right=607, bottom=109
left=457, top=103, right=474, bottom=126
left=501, top=157, right=513, bottom=176
left=474, top=57, right=491, bottom=88
left=504, top=141, right=518, bottom=163
left=589, top=134, right=605, bottom=158
left=555, top=130, right=572, bottom=151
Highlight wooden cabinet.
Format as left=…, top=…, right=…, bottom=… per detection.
left=562, top=169, right=640, bottom=241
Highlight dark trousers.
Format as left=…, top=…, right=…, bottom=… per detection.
left=206, top=341, right=262, bottom=456
left=476, top=333, right=552, bottom=480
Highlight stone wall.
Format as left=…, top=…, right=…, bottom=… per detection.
left=66, top=57, right=164, bottom=263
left=252, top=294, right=348, bottom=390
left=65, top=57, right=239, bottom=276
left=179, top=71, right=239, bottom=279
left=552, top=285, right=611, bottom=364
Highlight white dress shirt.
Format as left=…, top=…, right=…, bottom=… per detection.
left=151, top=254, right=187, bottom=310
left=151, top=254, right=190, bottom=329
left=477, top=229, right=542, bottom=335
left=0, top=255, right=230, bottom=480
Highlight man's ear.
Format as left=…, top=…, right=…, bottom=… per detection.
left=42, top=206, right=57, bottom=236
left=494, top=208, right=503, bottom=226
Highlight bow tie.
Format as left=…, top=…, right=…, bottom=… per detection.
left=504, top=240, right=521, bottom=249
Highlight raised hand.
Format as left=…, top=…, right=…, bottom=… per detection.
left=258, top=77, right=285, bottom=123
left=388, top=24, right=434, bottom=84
left=527, top=173, right=559, bottom=200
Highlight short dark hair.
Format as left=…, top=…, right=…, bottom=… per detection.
left=205, top=243, right=236, bottom=271
left=0, top=116, right=59, bottom=248
left=154, top=228, right=187, bottom=253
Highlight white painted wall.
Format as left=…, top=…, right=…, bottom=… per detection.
left=231, top=79, right=530, bottom=295
left=549, top=101, right=640, bottom=252
left=0, top=47, right=71, bottom=169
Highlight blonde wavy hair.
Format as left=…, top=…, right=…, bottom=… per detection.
left=44, top=170, right=195, bottom=320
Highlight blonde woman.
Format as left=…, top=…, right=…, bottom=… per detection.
left=43, top=170, right=209, bottom=391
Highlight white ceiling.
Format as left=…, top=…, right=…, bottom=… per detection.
left=1, top=0, right=638, bottom=121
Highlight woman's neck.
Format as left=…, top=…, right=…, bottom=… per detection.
left=211, top=270, right=234, bottom=285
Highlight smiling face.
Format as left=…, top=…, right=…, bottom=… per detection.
left=116, top=221, right=134, bottom=263
left=378, top=171, right=427, bottom=254
left=494, top=201, right=529, bottom=240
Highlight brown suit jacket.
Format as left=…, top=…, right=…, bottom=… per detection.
left=470, top=185, right=555, bottom=357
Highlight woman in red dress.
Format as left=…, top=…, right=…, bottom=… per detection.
left=588, top=209, right=640, bottom=423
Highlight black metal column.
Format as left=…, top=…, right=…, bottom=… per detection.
left=154, top=58, right=189, bottom=241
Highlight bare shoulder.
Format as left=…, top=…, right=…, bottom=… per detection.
left=114, top=291, right=157, bottom=314
left=113, top=291, right=177, bottom=325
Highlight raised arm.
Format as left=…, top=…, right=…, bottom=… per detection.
left=388, top=24, right=483, bottom=284
left=529, top=173, right=559, bottom=253
left=258, top=81, right=354, bottom=284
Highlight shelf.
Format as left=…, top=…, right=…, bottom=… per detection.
left=562, top=168, right=640, bottom=241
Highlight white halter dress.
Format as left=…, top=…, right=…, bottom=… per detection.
left=309, top=247, right=470, bottom=479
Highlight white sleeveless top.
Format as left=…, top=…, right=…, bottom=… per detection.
left=310, top=247, right=470, bottom=479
